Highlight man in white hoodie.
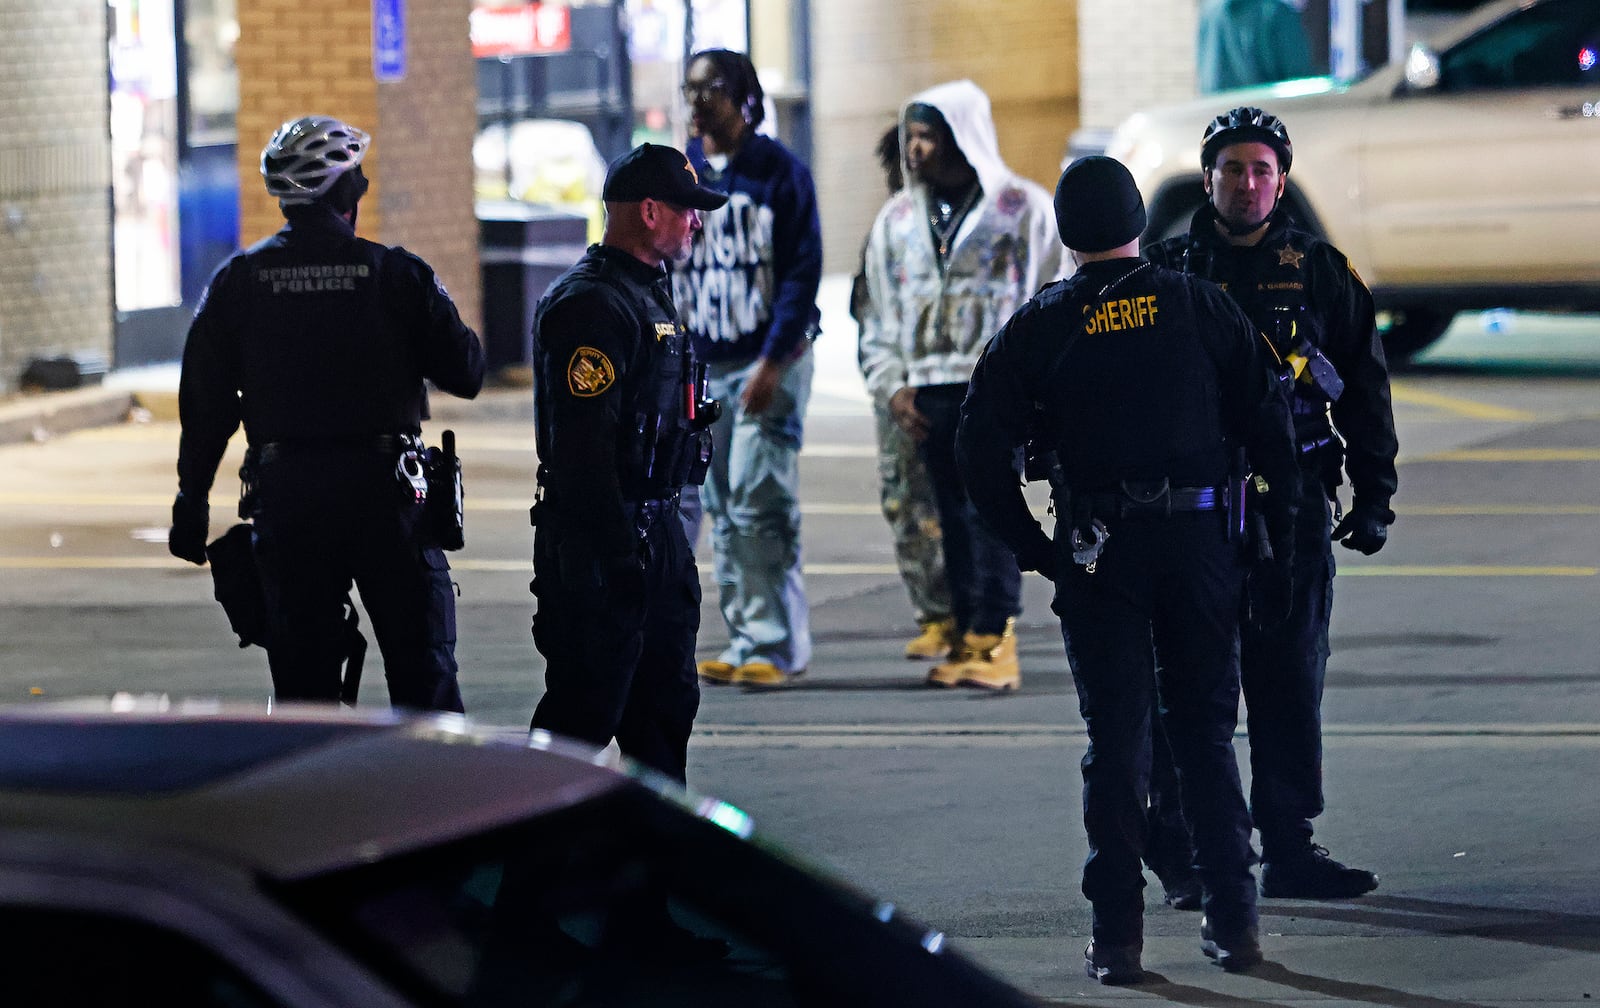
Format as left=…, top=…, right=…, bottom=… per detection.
left=860, top=80, right=1062, bottom=691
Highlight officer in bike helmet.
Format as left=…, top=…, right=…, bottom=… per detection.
left=1142, top=106, right=1398, bottom=903
left=169, top=115, right=486, bottom=712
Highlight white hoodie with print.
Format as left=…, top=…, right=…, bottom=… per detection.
left=859, top=79, right=1063, bottom=403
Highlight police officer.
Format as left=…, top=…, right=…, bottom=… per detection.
left=957, top=156, right=1299, bottom=982
left=168, top=115, right=486, bottom=711
left=1144, top=107, right=1399, bottom=901
left=529, top=143, right=726, bottom=787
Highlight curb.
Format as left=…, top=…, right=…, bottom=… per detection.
left=0, top=387, right=141, bottom=446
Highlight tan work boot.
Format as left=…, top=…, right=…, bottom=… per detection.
left=697, top=659, right=738, bottom=684
left=926, top=633, right=974, bottom=688
left=956, top=619, right=1021, bottom=692
left=905, top=616, right=956, bottom=661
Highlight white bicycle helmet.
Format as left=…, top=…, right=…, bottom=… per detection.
left=261, top=116, right=371, bottom=204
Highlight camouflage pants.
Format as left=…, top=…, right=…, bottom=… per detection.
left=874, top=403, right=951, bottom=623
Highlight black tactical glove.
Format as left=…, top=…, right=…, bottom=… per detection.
left=1332, top=502, right=1392, bottom=556
left=168, top=493, right=209, bottom=566
left=1017, top=531, right=1058, bottom=582
left=1246, top=559, right=1294, bottom=631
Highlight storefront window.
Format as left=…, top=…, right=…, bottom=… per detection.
left=184, top=0, right=238, bottom=146
left=473, top=0, right=628, bottom=239
left=109, top=0, right=183, bottom=312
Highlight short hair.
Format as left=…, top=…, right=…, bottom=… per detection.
left=687, top=48, right=765, bottom=130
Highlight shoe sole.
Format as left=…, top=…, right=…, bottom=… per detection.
left=1201, top=939, right=1263, bottom=972
left=959, top=678, right=1019, bottom=692
left=697, top=666, right=738, bottom=685
left=1261, top=880, right=1379, bottom=899
left=1085, top=961, right=1144, bottom=984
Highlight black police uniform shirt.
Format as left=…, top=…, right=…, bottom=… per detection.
left=176, top=203, right=486, bottom=500
left=1145, top=205, right=1398, bottom=514
left=956, top=256, right=1299, bottom=569
left=532, top=243, right=703, bottom=565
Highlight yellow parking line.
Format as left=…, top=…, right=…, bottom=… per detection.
left=1414, top=448, right=1600, bottom=462
left=1, top=558, right=1591, bottom=577
left=1395, top=504, right=1600, bottom=515
left=1340, top=565, right=1596, bottom=576
left=1389, top=382, right=1538, bottom=421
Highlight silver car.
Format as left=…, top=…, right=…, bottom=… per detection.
left=1106, top=0, right=1600, bottom=358
left=0, top=699, right=1038, bottom=1007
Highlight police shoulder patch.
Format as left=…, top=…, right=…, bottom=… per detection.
left=567, top=346, right=616, bottom=397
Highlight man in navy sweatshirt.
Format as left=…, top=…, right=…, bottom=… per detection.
left=670, top=48, right=823, bottom=689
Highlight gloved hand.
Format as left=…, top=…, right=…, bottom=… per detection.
left=1017, top=532, right=1058, bottom=582
left=1246, top=559, right=1294, bottom=630
left=1332, top=503, right=1392, bottom=555
left=168, top=493, right=209, bottom=566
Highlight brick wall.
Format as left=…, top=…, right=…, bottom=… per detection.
left=0, top=2, right=113, bottom=395
left=235, top=0, right=481, bottom=330
left=810, top=0, right=1079, bottom=274
left=1077, top=0, right=1197, bottom=131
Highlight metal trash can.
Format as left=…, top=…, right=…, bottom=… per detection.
left=477, top=200, right=589, bottom=372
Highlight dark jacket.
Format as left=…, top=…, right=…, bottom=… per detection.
left=534, top=243, right=709, bottom=562
left=176, top=204, right=485, bottom=499
left=1145, top=205, right=1398, bottom=515
left=957, top=256, right=1299, bottom=571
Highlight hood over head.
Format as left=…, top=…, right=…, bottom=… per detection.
left=899, top=79, right=1009, bottom=198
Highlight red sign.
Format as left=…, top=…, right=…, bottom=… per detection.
left=470, top=3, right=572, bottom=58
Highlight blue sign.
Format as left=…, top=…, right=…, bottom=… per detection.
left=373, top=0, right=406, bottom=82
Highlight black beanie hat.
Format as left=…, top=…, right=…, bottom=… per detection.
left=1054, top=156, right=1147, bottom=253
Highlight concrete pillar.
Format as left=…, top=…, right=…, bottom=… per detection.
left=235, top=0, right=482, bottom=330
left=0, top=2, right=113, bottom=393
left=809, top=0, right=1078, bottom=274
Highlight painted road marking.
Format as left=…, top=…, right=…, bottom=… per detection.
left=1413, top=448, right=1600, bottom=462
left=1389, top=383, right=1538, bottom=421
left=0, top=557, right=1593, bottom=577
left=8, top=493, right=1598, bottom=520
left=681, top=722, right=1600, bottom=749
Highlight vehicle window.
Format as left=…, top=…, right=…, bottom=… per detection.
left=4, top=907, right=281, bottom=1006
left=272, top=790, right=846, bottom=1007
left=1438, top=0, right=1600, bottom=91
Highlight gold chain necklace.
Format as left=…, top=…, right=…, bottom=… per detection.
left=928, top=183, right=980, bottom=258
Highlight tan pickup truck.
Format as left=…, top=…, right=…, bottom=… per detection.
left=1105, top=0, right=1600, bottom=359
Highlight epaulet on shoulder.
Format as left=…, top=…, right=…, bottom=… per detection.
left=1030, top=277, right=1073, bottom=309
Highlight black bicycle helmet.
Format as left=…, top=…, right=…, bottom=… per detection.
left=261, top=116, right=371, bottom=204
left=1200, top=106, right=1292, bottom=172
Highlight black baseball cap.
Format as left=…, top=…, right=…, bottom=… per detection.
left=602, top=143, right=728, bottom=211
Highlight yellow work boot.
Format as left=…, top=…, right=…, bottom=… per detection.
left=957, top=620, right=1021, bottom=693
left=734, top=661, right=801, bottom=688
left=905, top=617, right=956, bottom=661
left=926, top=634, right=974, bottom=688
left=697, top=659, right=738, bottom=685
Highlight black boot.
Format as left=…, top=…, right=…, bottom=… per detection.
left=1261, top=843, right=1379, bottom=899
left=1200, top=915, right=1262, bottom=972
left=1084, top=941, right=1144, bottom=985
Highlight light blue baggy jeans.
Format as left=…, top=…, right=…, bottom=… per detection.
left=682, top=347, right=813, bottom=673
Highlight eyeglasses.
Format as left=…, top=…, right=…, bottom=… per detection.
left=680, top=78, right=729, bottom=102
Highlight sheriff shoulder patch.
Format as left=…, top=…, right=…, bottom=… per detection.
left=567, top=346, right=616, bottom=397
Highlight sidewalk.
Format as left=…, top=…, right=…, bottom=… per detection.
left=0, top=274, right=868, bottom=446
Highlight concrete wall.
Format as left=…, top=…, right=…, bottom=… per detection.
left=809, top=0, right=1079, bottom=275
left=1077, top=0, right=1197, bottom=131
left=234, top=0, right=482, bottom=330
left=0, top=2, right=113, bottom=395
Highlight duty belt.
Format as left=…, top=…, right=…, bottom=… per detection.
left=627, top=496, right=681, bottom=527
left=1083, top=483, right=1225, bottom=519
left=255, top=433, right=422, bottom=465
